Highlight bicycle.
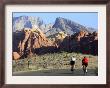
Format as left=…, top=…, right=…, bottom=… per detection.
left=82, top=65, right=87, bottom=75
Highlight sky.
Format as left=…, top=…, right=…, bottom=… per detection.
left=13, top=12, right=98, bottom=29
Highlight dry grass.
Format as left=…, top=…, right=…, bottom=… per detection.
left=13, top=52, right=98, bottom=75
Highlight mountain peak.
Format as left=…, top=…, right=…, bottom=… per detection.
left=13, top=16, right=97, bottom=37
left=52, top=17, right=96, bottom=35
left=13, top=16, right=43, bottom=32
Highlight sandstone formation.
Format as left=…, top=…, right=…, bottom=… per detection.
left=12, top=52, right=21, bottom=60
left=13, top=26, right=54, bottom=60
left=59, top=31, right=98, bottom=55
left=13, top=29, right=98, bottom=60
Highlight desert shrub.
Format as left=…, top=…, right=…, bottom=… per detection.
left=12, top=52, right=98, bottom=72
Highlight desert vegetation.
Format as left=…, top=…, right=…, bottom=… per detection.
left=13, top=52, right=98, bottom=75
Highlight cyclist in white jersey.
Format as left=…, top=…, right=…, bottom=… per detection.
left=70, top=56, right=76, bottom=72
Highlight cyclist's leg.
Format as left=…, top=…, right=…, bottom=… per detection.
left=73, top=61, right=75, bottom=70
left=72, top=64, right=75, bottom=72
left=71, top=65, right=73, bottom=71
left=85, top=63, right=88, bottom=73
left=84, top=65, right=86, bottom=75
left=73, top=64, right=75, bottom=70
left=85, top=66, right=87, bottom=73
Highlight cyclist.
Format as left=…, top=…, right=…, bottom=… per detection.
left=82, top=56, right=89, bottom=75
left=70, top=56, right=76, bottom=72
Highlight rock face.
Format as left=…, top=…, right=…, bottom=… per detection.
left=13, top=16, right=96, bottom=37
left=13, top=16, right=53, bottom=35
left=13, top=27, right=54, bottom=60
left=13, top=29, right=98, bottom=60
left=13, top=16, right=43, bottom=32
left=59, top=31, right=98, bottom=55
left=46, top=17, right=96, bottom=37
left=12, top=52, right=21, bottom=60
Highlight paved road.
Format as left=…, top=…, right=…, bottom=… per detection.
left=13, top=69, right=97, bottom=76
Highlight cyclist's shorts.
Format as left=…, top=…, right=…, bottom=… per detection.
left=70, top=61, right=75, bottom=65
left=82, top=63, right=88, bottom=67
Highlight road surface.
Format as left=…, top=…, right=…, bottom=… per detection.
left=13, top=69, right=97, bottom=76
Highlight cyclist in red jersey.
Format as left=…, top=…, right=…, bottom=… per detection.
left=82, top=57, right=89, bottom=75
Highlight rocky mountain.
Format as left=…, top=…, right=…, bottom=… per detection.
left=59, top=31, right=98, bottom=55
left=12, top=16, right=98, bottom=60
left=40, top=23, right=53, bottom=34
left=13, top=16, right=43, bottom=31
left=45, top=17, right=96, bottom=37
left=13, top=29, right=98, bottom=60
left=13, top=27, right=55, bottom=60
left=13, top=16, right=96, bottom=36
left=13, top=16, right=54, bottom=35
